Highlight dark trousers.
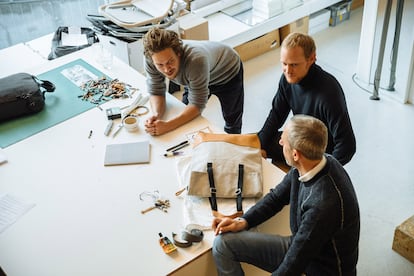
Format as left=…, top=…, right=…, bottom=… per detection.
left=171, top=63, right=244, bottom=134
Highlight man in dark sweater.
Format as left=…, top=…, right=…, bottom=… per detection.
left=212, top=115, right=360, bottom=276
left=258, top=32, right=356, bottom=165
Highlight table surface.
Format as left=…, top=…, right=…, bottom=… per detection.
left=0, top=46, right=287, bottom=276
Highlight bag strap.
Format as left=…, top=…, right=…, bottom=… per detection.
left=207, top=162, right=217, bottom=212
left=236, top=164, right=244, bottom=213
left=33, top=76, right=56, bottom=97
left=207, top=162, right=244, bottom=219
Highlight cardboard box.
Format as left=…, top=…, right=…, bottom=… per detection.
left=177, top=13, right=209, bottom=40
left=392, top=215, right=414, bottom=263
left=234, top=29, right=280, bottom=62
left=280, top=16, right=309, bottom=42
left=351, top=0, right=364, bottom=10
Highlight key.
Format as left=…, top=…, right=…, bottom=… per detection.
left=141, top=205, right=157, bottom=214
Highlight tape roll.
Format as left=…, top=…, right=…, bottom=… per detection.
left=172, top=229, right=204, bottom=248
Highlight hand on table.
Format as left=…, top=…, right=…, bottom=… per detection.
left=145, top=115, right=170, bottom=136
left=212, top=217, right=247, bottom=236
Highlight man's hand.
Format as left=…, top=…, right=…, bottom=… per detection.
left=145, top=115, right=158, bottom=135
left=144, top=117, right=173, bottom=136
left=145, top=104, right=201, bottom=136
left=212, top=217, right=248, bottom=236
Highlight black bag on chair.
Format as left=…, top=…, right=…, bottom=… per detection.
left=48, top=26, right=99, bottom=60
left=0, top=73, right=55, bottom=122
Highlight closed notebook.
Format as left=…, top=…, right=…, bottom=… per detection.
left=104, top=141, right=150, bottom=166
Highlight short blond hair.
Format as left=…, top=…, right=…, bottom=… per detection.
left=282, top=32, right=316, bottom=59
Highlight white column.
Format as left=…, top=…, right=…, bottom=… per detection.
left=356, top=0, right=414, bottom=103
left=405, top=27, right=414, bottom=103
left=355, top=0, right=380, bottom=86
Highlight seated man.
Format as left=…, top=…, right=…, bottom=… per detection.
left=258, top=32, right=356, bottom=166
left=143, top=27, right=244, bottom=135
left=212, top=114, right=360, bottom=276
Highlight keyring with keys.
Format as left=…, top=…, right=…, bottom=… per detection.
left=139, top=190, right=170, bottom=214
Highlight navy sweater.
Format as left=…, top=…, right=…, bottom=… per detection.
left=258, top=64, right=356, bottom=165
left=243, top=155, right=360, bottom=275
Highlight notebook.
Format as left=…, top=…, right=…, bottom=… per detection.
left=104, top=141, right=150, bottom=166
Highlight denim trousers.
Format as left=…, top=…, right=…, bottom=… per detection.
left=212, top=230, right=291, bottom=276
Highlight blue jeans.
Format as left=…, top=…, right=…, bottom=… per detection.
left=212, top=230, right=291, bottom=275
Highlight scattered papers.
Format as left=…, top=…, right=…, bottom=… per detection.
left=0, top=194, right=35, bottom=234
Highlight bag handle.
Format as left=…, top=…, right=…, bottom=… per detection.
left=207, top=162, right=244, bottom=219
left=33, top=76, right=55, bottom=98
left=40, top=80, right=56, bottom=93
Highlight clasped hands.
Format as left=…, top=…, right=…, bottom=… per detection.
left=145, top=115, right=169, bottom=136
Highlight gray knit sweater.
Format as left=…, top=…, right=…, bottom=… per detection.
left=145, top=40, right=241, bottom=110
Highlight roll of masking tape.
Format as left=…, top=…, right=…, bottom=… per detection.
left=123, top=116, right=139, bottom=132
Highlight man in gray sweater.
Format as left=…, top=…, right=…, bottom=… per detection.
left=212, top=114, right=360, bottom=276
left=143, top=27, right=244, bottom=135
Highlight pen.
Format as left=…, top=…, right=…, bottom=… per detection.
left=88, top=130, right=93, bottom=139
left=172, top=143, right=189, bottom=152
left=166, top=140, right=189, bottom=152
left=164, top=151, right=183, bottom=157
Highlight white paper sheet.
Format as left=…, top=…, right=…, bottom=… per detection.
left=0, top=194, right=35, bottom=234
left=61, top=27, right=88, bottom=46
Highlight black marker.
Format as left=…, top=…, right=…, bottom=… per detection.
left=172, top=143, right=189, bottom=152
left=166, top=140, right=188, bottom=152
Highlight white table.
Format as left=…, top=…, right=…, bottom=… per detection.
left=0, top=46, right=288, bottom=276
left=0, top=42, right=48, bottom=78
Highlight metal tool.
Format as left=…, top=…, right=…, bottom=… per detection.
left=112, top=122, right=123, bottom=137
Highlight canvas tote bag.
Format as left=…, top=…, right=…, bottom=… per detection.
left=186, top=132, right=263, bottom=218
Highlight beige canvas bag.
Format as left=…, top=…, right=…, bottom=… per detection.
left=187, top=132, right=263, bottom=199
